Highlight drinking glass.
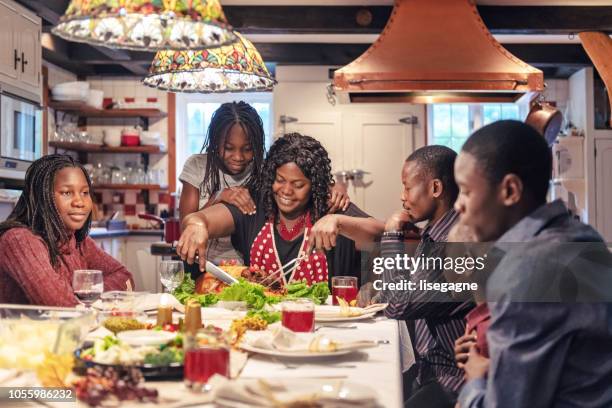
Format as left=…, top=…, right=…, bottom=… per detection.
left=73, top=269, right=104, bottom=308
left=332, top=276, right=358, bottom=306
left=159, top=260, right=184, bottom=293
left=184, top=345, right=230, bottom=390
left=282, top=298, right=315, bottom=332
left=183, top=327, right=231, bottom=391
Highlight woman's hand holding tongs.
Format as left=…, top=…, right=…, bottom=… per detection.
left=308, top=214, right=341, bottom=253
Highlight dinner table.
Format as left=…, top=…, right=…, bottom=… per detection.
left=4, top=304, right=404, bottom=408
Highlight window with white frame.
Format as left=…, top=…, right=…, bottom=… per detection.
left=176, top=93, right=274, bottom=190
left=428, top=103, right=527, bottom=152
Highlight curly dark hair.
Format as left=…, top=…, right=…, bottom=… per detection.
left=200, top=101, right=265, bottom=197
left=258, top=133, right=333, bottom=223
left=0, top=154, right=92, bottom=267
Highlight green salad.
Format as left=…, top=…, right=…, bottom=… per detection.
left=81, top=335, right=184, bottom=367
left=173, top=276, right=330, bottom=312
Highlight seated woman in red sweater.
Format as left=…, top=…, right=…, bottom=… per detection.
left=0, top=154, right=134, bottom=306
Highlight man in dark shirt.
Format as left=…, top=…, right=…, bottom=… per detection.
left=370, top=145, right=473, bottom=407
left=454, top=120, right=612, bottom=407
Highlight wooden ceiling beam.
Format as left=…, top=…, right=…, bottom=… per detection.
left=224, top=6, right=612, bottom=35
left=15, top=1, right=612, bottom=35
left=63, top=43, right=593, bottom=67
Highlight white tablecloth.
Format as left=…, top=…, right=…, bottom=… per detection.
left=11, top=310, right=404, bottom=408
left=208, top=314, right=403, bottom=408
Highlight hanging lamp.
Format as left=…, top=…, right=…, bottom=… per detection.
left=143, top=33, right=276, bottom=93
left=52, top=0, right=237, bottom=51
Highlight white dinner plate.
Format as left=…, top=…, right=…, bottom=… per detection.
left=315, top=311, right=378, bottom=322
left=315, top=305, right=382, bottom=322
left=239, top=342, right=355, bottom=358
left=117, top=329, right=176, bottom=346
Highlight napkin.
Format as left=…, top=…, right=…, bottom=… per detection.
left=243, top=327, right=377, bottom=353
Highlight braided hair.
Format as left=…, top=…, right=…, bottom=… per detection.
left=200, top=101, right=265, bottom=198
left=0, top=154, right=93, bottom=267
left=259, top=133, right=333, bottom=223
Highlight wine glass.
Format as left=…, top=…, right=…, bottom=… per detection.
left=160, top=260, right=185, bottom=294
left=73, top=269, right=104, bottom=308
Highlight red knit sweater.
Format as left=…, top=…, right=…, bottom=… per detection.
left=0, top=228, right=134, bottom=307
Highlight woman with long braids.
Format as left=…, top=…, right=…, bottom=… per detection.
left=179, top=101, right=350, bottom=267
left=0, top=155, right=134, bottom=306
left=177, top=133, right=384, bottom=286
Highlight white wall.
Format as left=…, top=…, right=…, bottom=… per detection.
left=273, top=65, right=426, bottom=147
left=542, top=79, right=570, bottom=118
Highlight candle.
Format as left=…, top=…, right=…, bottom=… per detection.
left=184, top=300, right=202, bottom=333
left=156, top=294, right=172, bottom=326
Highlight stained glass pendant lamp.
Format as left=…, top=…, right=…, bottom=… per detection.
left=52, top=0, right=237, bottom=51
left=143, top=33, right=276, bottom=93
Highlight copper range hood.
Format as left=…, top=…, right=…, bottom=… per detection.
left=333, top=0, right=544, bottom=104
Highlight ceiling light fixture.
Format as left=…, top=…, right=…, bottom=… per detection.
left=52, top=0, right=237, bottom=51
left=143, top=33, right=276, bottom=93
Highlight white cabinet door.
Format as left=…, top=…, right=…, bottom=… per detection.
left=111, top=237, right=126, bottom=265
left=280, top=112, right=344, bottom=175
left=125, top=236, right=164, bottom=293
left=595, top=139, right=612, bottom=243
left=278, top=110, right=417, bottom=220
left=15, top=12, right=40, bottom=90
left=0, top=0, right=18, bottom=81
left=95, top=238, right=113, bottom=256
left=346, top=113, right=416, bottom=221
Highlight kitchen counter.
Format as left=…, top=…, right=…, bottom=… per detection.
left=89, top=227, right=164, bottom=239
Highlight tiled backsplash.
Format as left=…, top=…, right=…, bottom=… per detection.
left=92, top=190, right=176, bottom=228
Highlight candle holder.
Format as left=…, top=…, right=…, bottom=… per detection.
left=156, top=305, right=172, bottom=327
left=184, top=300, right=203, bottom=334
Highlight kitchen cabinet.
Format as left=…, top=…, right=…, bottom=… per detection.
left=124, top=236, right=163, bottom=294
left=94, top=237, right=126, bottom=264
left=595, top=139, right=612, bottom=242
left=0, top=1, right=18, bottom=82
left=0, top=0, right=41, bottom=103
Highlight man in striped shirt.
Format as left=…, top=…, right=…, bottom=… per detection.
left=378, top=145, right=474, bottom=407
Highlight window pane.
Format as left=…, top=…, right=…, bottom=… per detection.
left=252, top=102, right=272, bottom=151
left=434, top=137, right=450, bottom=147
left=451, top=105, right=469, bottom=137
left=450, top=137, right=466, bottom=152
left=433, top=104, right=451, bottom=138
left=483, top=105, right=501, bottom=125
left=188, top=135, right=204, bottom=156
left=501, top=104, right=519, bottom=120
left=187, top=103, right=205, bottom=135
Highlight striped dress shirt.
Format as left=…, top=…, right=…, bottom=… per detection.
left=381, top=209, right=473, bottom=393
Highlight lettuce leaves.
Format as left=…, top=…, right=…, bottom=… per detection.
left=285, top=281, right=330, bottom=305
left=173, top=276, right=331, bottom=309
